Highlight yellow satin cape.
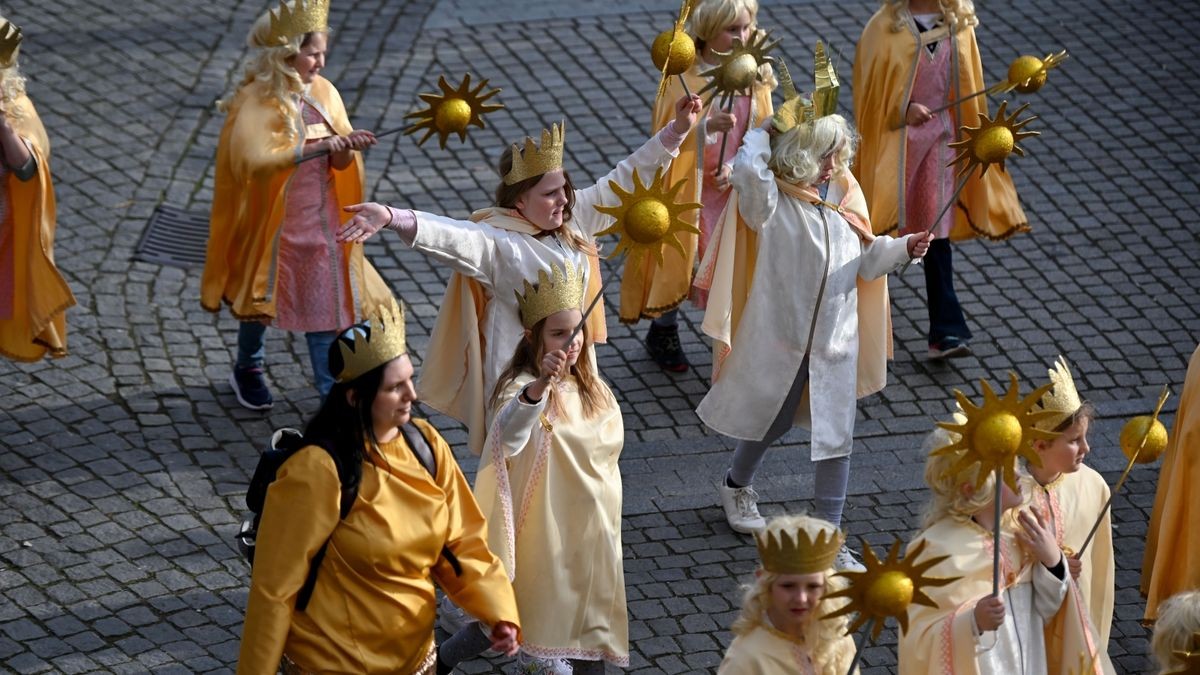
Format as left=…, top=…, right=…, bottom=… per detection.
left=201, top=76, right=390, bottom=322
left=416, top=207, right=606, bottom=456
left=617, top=66, right=773, bottom=322
left=0, top=96, right=75, bottom=361
left=852, top=10, right=1029, bottom=241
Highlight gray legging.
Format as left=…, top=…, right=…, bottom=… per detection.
left=726, top=356, right=852, bottom=528
left=439, top=621, right=606, bottom=674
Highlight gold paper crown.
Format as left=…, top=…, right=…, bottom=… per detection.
left=1031, top=355, right=1083, bottom=432
left=773, top=41, right=840, bottom=133
left=503, top=121, right=565, bottom=185
left=265, top=0, right=330, bottom=46
left=754, top=523, right=844, bottom=575
left=0, top=20, right=22, bottom=68
left=334, top=298, right=407, bottom=383
left=514, top=261, right=585, bottom=329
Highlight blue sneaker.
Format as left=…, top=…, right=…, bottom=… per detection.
left=230, top=367, right=274, bottom=410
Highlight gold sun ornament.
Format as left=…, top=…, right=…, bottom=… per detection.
left=822, top=538, right=960, bottom=641
left=594, top=167, right=701, bottom=266
left=695, top=30, right=779, bottom=101
left=1119, top=414, right=1170, bottom=464
left=650, top=0, right=696, bottom=100
left=1002, top=50, right=1069, bottom=94
left=933, top=372, right=1060, bottom=492
left=403, top=73, right=504, bottom=149
left=947, top=100, right=1040, bottom=178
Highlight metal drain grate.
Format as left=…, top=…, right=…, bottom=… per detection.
left=134, top=204, right=210, bottom=268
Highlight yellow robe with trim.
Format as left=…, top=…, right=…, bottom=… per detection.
left=899, top=517, right=1106, bottom=675
left=0, top=96, right=75, bottom=361
left=718, top=622, right=856, bottom=675
left=618, top=64, right=773, bottom=323
left=1141, top=342, right=1200, bottom=622
left=237, top=419, right=519, bottom=675
left=1025, top=468, right=1116, bottom=674
left=201, top=76, right=390, bottom=322
left=853, top=9, right=1028, bottom=241
left=473, top=374, right=627, bottom=665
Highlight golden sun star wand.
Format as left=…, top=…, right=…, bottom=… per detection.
left=1076, top=385, right=1171, bottom=557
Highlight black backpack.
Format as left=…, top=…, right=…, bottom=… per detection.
left=236, top=423, right=461, bottom=612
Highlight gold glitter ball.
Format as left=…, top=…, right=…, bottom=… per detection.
left=1120, top=416, right=1169, bottom=464
left=434, top=98, right=473, bottom=135
left=651, top=30, right=696, bottom=76
left=625, top=199, right=672, bottom=244
left=973, top=412, right=1023, bottom=461
left=1008, top=55, right=1046, bottom=93
left=865, top=570, right=915, bottom=618
left=973, top=126, right=1015, bottom=164
left=721, top=53, right=760, bottom=93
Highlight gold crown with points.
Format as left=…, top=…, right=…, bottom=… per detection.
left=0, top=19, right=22, bottom=68
left=334, top=298, right=407, bottom=383
left=1031, top=355, right=1083, bottom=431
left=755, top=522, right=844, bottom=575
left=503, top=121, right=565, bottom=185
left=265, top=0, right=330, bottom=46
left=514, top=260, right=585, bottom=330
left=773, top=41, right=840, bottom=133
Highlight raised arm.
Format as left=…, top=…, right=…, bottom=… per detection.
left=729, top=128, right=778, bottom=231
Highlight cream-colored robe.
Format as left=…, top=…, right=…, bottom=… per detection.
left=899, top=517, right=1105, bottom=675
left=472, top=374, right=628, bottom=666
left=1025, top=468, right=1115, bottom=673
left=695, top=129, right=911, bottom=457
left=719, top=620, right=856, bottom=675
left=411, top=130, right=678, bottom=455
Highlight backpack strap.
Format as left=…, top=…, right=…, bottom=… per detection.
left=399, top=423, right=464, bottom=578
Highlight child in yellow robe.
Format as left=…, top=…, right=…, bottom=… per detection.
left=1023, top=356, right=1114, bottom=671
left=718, top=514, right=857, bottom=674
left=619, top=0, right=774, bottom=372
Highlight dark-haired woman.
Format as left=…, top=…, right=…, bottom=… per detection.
left=237, top=302, right=520, bottom=675
left=336, top=94, right=701, bottom=455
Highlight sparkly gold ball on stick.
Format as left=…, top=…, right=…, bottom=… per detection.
left=1120, top=415, right=1169, bottom=464
left=721, top=53, right=761, bottom=92
left=973, top=412, right=1024, bottom=462
left=651, top=29, right=696, bottom=76
left=404, top=73, right=504, bottom=149
left=434, top=98, right=473, bottom=135
left=972, top=126, right=1015, bottom=166
left=595, top=167, right=701, bottom=266
left=1008, top=55, right=1047, bottom=93
left=625, top=199, right=672, bottom=244
left=864, top=570, right=915, bottom=618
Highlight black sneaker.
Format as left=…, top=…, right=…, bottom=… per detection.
left=646, top=322, right=689, bottom=373
left=928, top=337, right=972, bottom=361
left=230, top=367, right=274, bottom=410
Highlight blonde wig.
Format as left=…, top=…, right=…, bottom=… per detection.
left=1152, top=591, right=1200, bottom=674
left=919, top=423, right=999, bottom=529
left=884, top=0, right=978, bottom=33
left=768, top=114, right=856, bottom=187
left=731, top=515, right=853, bottom=674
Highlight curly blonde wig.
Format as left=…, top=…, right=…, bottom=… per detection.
left=883, top=0, right=977, bottom=33
left=919, top=423, right=998, bottom=529
left=768, top=114, right=856, bottom=187
left=731, top=515, right=853, bottom=674
left=1152, top=591, right=1200, bottom=674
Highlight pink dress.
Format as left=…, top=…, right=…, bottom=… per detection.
left=903, top=30, right=955, bottom=239
left=272, top=101, right=355, bottom=333
left=692, top=95, right=752, bottom=307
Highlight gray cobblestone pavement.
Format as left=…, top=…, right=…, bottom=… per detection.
left=0, top=0, right=1197, bottom=672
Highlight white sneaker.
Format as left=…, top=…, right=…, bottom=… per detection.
left=834, top=544, right=867, bottom=573
left=718, top=482, right=766, bottom=533
left=437, top=594, right=468, bottom=635
left=514, top=652, right=573, bottom=674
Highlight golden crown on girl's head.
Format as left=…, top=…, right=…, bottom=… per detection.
left=755, top=521, right=844, bottom=575
left=514, top=261, right=585, bottom=330
left=334, top=298, right=407, bottom=383
left=1031, top=355, right=1082, bottom=431
left=503, top=121, right=565, bottom=185
left=0, top=20, right=22, bottom=68
left=265, top=0, right=330, bottom=45
left=773, top=41, right=840, bottom=134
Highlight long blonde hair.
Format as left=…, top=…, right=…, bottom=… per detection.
left=1152, top=591, right=1200, bottom=674
left=919, top=424, right=997, bottom=529
left=217, top=10, right=319, bottom=145
left=884, top=0, right=978, bottom=33
left=491, top=313, right=606, bottom=420
left=769, top=114, right=857, bottom=186
left=731, top=515, right=853, bottom=674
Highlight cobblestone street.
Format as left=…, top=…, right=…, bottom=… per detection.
left=0, top=0, right=1197, bottom=672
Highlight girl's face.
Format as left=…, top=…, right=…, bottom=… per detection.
left=814, top=141, right=844, bottom=186
left=765, top=572, right=825, bottom=637
left=516, top=169, right=568, bottom=231
left=705, top=8, right=753, bottom=56
left=290, top=32, right=327, bottom=84
left=370, top=355, right=417, bottom=434
left=1034, top=417, right=1091, bottom=476
left=539, top=308, right=584, bottom=367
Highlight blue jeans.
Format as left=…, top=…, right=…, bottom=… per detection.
left=923, top=238, right=972, bottom=346
left=235, top=322, right=337, bottom=399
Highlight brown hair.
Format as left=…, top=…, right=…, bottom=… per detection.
left=494, top=146, right=598, bottom=256
left=491, top=314, right=606, bottom=420
left=1052, top=401, right=1096, bottom=433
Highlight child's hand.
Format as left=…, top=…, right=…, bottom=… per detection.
left=1067, top=555, right=1082, bottom=581
left=708, top=108, right=737, bottom=134
left=907, top=231, right=933, bottom=259
left=906, top=102, right=934, bottom=127
left=540, top=349, right=568, bottom=382
left=713, top=163, right=732, bottom=190
left=974, top=595, right=1006, bottom=632
left=489, top=621, right=520, bottom=656
left=672, top=94, right=703, bottom=136
left=339, top=202, right=390, bottom=242
left=1016, top=506, right=1063, bottom=569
